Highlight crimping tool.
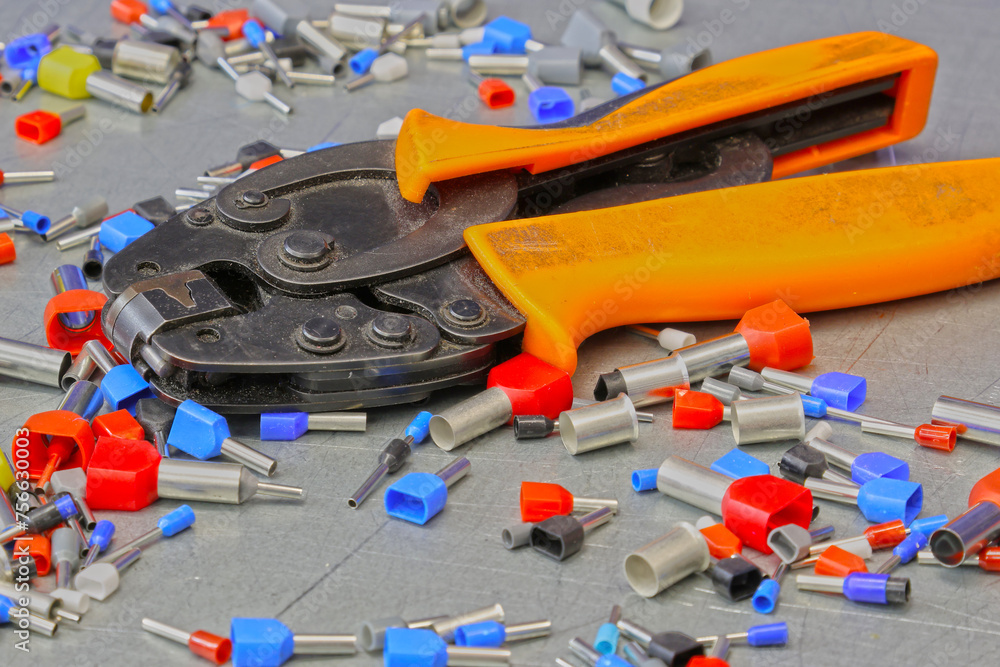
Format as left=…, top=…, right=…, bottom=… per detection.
left=102, top=32, right=998, bottom=412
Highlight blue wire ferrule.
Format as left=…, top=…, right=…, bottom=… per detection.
left=857, top=478, right=923, bottom=524
left=631, top=468, right=658, bottom=492
left=158, top=505, right=196, bottom=537
left=711, top=449, right=769, bottom=479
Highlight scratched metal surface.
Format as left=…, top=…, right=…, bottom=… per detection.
left=2, top=0, right=1000, bottom=664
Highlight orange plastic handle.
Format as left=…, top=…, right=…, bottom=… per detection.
left=464, top=158, right=1000, bottom=373
left=395, top=31, right=937, bottom=202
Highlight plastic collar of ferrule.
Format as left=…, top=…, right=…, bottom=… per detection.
left=863, top=520, right=907, bottom=549
left=814, top=545, right=867, bottom=577
left=611, top=73, right=646, bottom=96
left=528, top=87, right=575, bottom=124
left=17, top=210, right=51, bottom=234
left=240, top=19, right=268, bottom=49
left=167, top=400, right=230, bottom=458
left=385, top=628, right=448, bottom=667
left=673, top=390, right=724, bottom=429
left=594, top=622, right=619, bottom=654
left=158, top=504, right=195, bottom=536
left=631, top=468, right=658, bottom=492
left=385, top=473, right=448, bottom=524
left=100, top=210, right=155, bottom=252
left=520, top=482, right=575, bottom=521
left=189, top=630, right=232, bottom=664
left=231, top=617, right=294, bottom=667
left=721, top=475, right=813, bottom=553
left=43, top=288, right=111, bottom=354
left=350, top=48, right=379, bottom=75
left=809, top=372, right=866, bottom=410
left=711, top=554, right=763, bottom=601
left=978, top=547, right=1000, bottom=571
left=463, top=40, right=498, bottom=60
left=486, top=353, right=574, bottom=420
left=19, top=410, right=95, bottom=480
left=52, top=493, right=79, bottom=520
left=5, top=34, right=52, bottom=70
left=454, top=620, right=505, bottom=647
left=734, top=300, right=813, bottom=372
left=752, top=578, right=780, bottom=614
left=0, top=595, right=14, bottom=623
left=478, top=79, right=515, bottom=109
left=260, top=412, right=309, bottom=440
left=37, top=46, right=101, bottom=99
left=969, top=468, right=1000, bottom=508
left=748, top=622, right=788, bottom=646
left=893, top=532, right=928, bottom=563
left=15, top=110, right=62, bottom=144
left=248, top=155, right=282, bottom=170
left=711, top=449, right=769, bottom=480
left=699, top=523, right=742, bottom=559
left=405, top=411, right=433, bottom=443
left=89, top=520, right=115, bottom=551
left=111, top=0, right=147, bottom=24
left=101, top=365, right=154, bottom=414
left=842, top=572, right=909, bottom=604
left=686, top=658, right=728, bottom=667
left=0, top=233, right=14, bottom=265
left=92, top=410, right=146, bottom=441
left=909, top=514, right=948, bottom=537
left=857, top=478, right=923, bottom=524
left=646, top=632, right=704, bottom=665
left=914, top=424, right=957, bottom=451
left=483, top=16, right=531, bottom=54
left=208, top=8, right=249, bottom=39
left=85, top=436, right=161, bottom=511
left=800, top=395, right=828, bottom=419
left=851, top=452, right=909, bottom=485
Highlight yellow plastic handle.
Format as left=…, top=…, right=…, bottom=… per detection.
left=464, top=158, right=1000, bottom=373
left=395, top=31, right=937, bottom=203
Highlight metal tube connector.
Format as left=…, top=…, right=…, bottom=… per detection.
left=0, top=336, right=71, bottom=388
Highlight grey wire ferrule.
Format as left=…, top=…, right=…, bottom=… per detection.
left=430, top=386, right=512, bottom=451
left=655, top=456, right=731, bottom=515
left=594, top=355, right=690, bottom=407
left=501, top=522, right=534, bottom=550
left=156, top=459, right=304, bottom=505
left=431, top=603, right=505, bottom=642
left=730, top=394, right=805, bottom=444
left=559, top=394, right=639, bottom=455
left=623, top=522, right=710, bottom=597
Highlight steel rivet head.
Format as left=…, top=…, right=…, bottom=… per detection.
left=186, top=208, right=212, bottom=225
left=445, top=299, right=484, bottom=326
left=297, top=316, right=345, bottom=354
left=279, top=231, right=333, bottom=271
left=242, top=190, right=267, bottom=206
left=370, top=314, right=412, bottom=346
